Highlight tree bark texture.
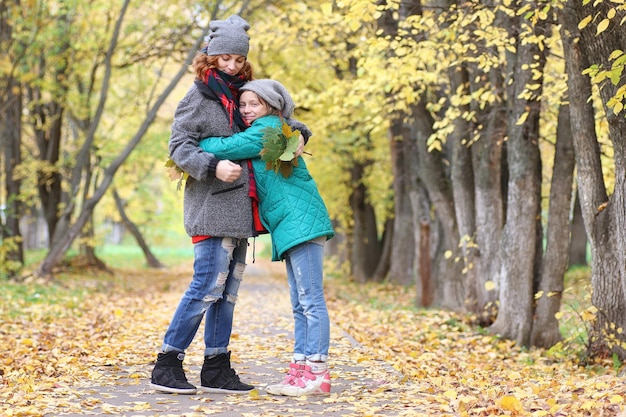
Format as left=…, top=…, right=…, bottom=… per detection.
left=378, top=3, right=419, bottom=286
left=413, top=101, right=465, bottom=310
left=531, top=104, right=575, bottom=348
left=471, top=91, right=506, bottom=324
left=419, top=219, right=432, bottom=307
left=0, top=1, right=25, bottom=275
left=387, top=118, right=418, bottom=286
left=568, top=193, right=588, bottom=267
left=349, top=159, right=383, bottom=283
left=563, top=1, right=626, bottom=358
left=490, top=7, right=544, bottom=347
left=448, top=64, right=479, bottom=314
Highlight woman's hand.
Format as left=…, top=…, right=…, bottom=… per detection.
left=215, top=160, right=242, bottom=182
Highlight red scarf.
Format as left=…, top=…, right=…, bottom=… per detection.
left=202, top=69, right=248, bottom=130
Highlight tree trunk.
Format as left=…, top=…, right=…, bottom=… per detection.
left=81, top=217, right=110, bottom=273
left=490, top=6, right=545, bottom=347
left=377, top=1, right=422, bottom=287
left=563, top=1, right=626, bottom=359
left=388, top=118, right=418, bottom=286
left=531, top=103, right=575, bottom=348
left=371, top=218, right=393, bottom=282
left=413, top=100, right=465, bottom=310
left=112, top=189, right=164, bottom=269
left=0, top=2, right=24, bottom=276
left=349, top=159, right=382, bottom=283
left=568, top=193, right=587, bottom=267
left=470, top=69, right=506, bottom=325
left=448, top=64, right=478, bottom=314
left=27, top=7, right=71, bottom=249
left=419, top=219, right=432, bottom=307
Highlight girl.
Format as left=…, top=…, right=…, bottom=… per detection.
left=199, top=79, right=334, bottom=397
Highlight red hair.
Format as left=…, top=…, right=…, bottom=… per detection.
left=192, top=53, right=254, bottom=81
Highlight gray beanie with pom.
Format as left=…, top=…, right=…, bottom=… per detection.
left=205, top=15, right=250, bottom=57
left=241, top=79, right=296, bottom=118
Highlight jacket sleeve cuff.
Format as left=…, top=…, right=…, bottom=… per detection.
left=207, top=157, right=219, bottom=178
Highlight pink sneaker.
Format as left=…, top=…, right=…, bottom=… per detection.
left=279, top=365, right=331, bottom=397
left=266, top=362, right=305, bottom=396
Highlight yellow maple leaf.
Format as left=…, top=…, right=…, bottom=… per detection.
left=499, top=395, right=523, bottom=412
left=443, top=389, right=457, bottom=399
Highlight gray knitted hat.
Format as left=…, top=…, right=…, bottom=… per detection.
left=241, top=79, right=295, bottom=118
left=205, top=15, right=250, bottom=57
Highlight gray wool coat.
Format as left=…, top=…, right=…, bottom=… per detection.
left=169, top=83, right=255, bottom=238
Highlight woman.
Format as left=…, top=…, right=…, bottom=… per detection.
left=150, top=15, right=309, bottom=395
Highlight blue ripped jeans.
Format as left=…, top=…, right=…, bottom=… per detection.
left=285, top=240, right=330, bottom=362
left=162, top=237, right=247, bottom=357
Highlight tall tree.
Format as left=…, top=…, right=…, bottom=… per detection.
left=0, top=0, right=24, bottom=277
left=376, top=0, right=422, bottom=288
left=561, top=0, right=626, bottom=358
left=531, top=102, right=575, bottom=348
left=490, top=1, right=546, bottom=346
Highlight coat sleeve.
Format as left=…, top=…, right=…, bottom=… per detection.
left=198, top=120, right=268, bottom=160
left=168, top=90, right=220, bottom=180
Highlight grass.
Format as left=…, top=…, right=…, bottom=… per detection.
left=557, top=266, right=594, bottom=357
left=96, top=244, right=194, bottom=268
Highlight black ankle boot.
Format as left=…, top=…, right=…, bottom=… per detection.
left=150, top=351, right=197, bottom=394
left=200, top=351, right=254, bottom=394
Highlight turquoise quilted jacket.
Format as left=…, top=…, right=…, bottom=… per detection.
left=199, top=115, right=334, bottom=261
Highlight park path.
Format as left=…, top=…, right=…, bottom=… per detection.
left=46, top=262, right=423, bottom=417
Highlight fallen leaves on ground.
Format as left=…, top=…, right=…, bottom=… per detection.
left=0, top=261, right=624, bottom=417
left=323, top=276, right=626, bottom=416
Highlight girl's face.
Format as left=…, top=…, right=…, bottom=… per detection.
left=216, top=54, right=246, bottom=75
left=239, top=91, right=270, bottom=125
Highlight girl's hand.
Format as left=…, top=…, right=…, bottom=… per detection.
left=216, top=160, right=242, bottom=182
left=295, top=134, right=305, bottom=157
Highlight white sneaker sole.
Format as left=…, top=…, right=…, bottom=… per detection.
left=198, top=385, right=254, bottom=394
left=150, top=383, right=197, bottom=395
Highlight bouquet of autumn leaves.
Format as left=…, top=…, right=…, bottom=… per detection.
left=259, top=121, right=300, bottom=178
left=165, top=121, right=301, bottom=189
left=165, top=158, right=188, bottom=191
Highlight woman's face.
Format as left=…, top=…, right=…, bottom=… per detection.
left=239, top=91, right=270, bottom=125
left=216, top=54, right=246, bottom=75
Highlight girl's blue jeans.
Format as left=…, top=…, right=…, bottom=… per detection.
left=162, top=237, right=247, bottom=357
left=285, top=240, right=330, bottom=362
